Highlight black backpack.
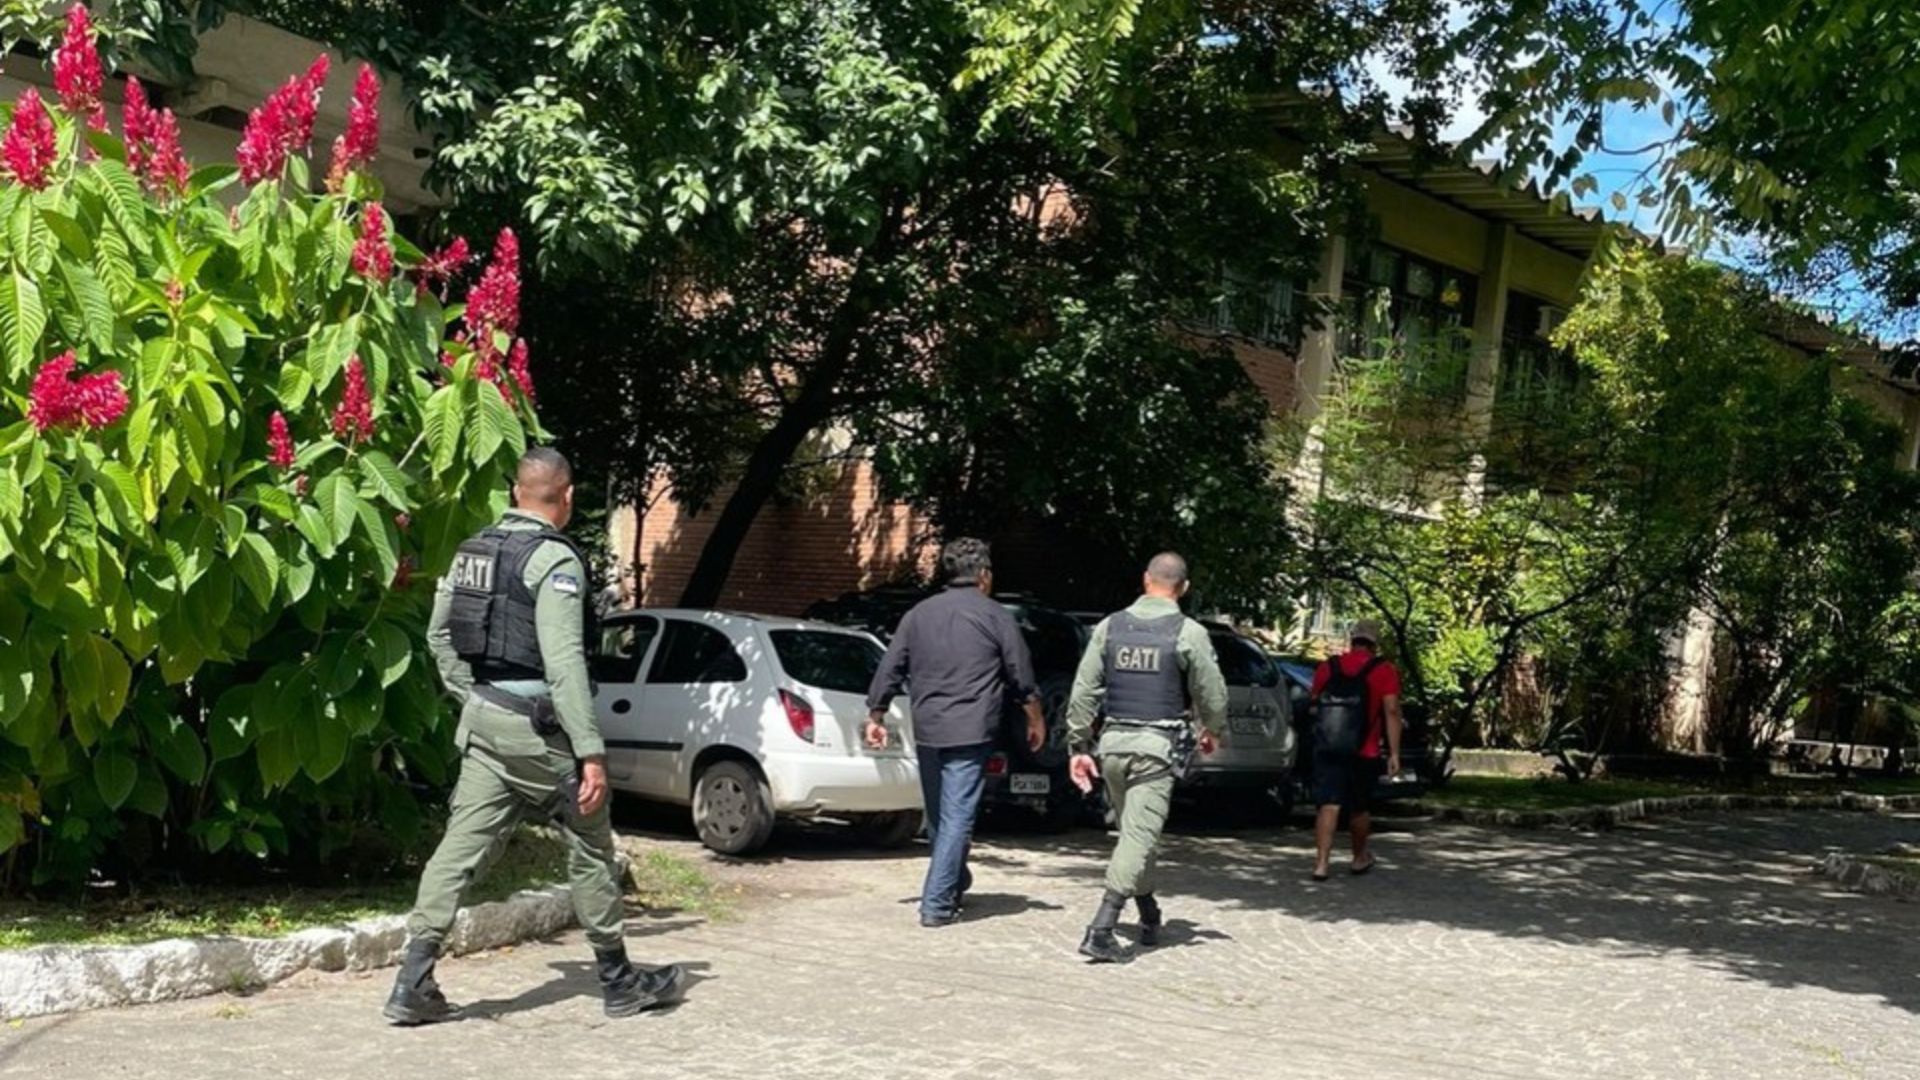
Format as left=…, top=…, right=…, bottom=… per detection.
left=1312, top=655, right=1383, bottom=756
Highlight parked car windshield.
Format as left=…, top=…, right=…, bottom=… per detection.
left=1210, top=633, right=1280, bottom=688
left=771, top=629, right=883, bottom=695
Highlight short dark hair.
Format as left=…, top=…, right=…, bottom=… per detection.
left=518, top=446, right=572, bottom=485
left=1146, top=552, right=1188, bottom=587
left=940, top=537, right=992, bottom=584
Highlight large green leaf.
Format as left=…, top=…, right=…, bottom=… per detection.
left=424, top=385, right=461, bottom=476
left=315, top=473, right=359, bottom=545
left=9, top=193, right=52, bottom=274
left=356, top=498, right=400, bottom=583
left=277, top=362, right=314, bottom=409
left=370, top=620, right=412, bottom=688
left=295, top=503, right=335, bottom=557
left=94, top=750, right=138, bottom=810
left=207, top=685, right=257, bottom=763
left=235, top=532, right=280, bottom=607
left=0, top=269, right=46, bottom=378
left=56, top=258, right=115, bottom=356
left=143, top=711, right=207, bottom=785
left=469, top=384, right=512, bottom=465
left=357, top=450, right=414, bottom=510
left=90, top=160, right=149, bottom=252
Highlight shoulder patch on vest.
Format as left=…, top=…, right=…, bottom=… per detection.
left=549, top=572, right=581, bottom=595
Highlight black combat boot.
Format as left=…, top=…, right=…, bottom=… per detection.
left=595, top=944, right=687, bottom=1018
left=1136, top=893, right=1163, bottom=948
left=383, top=939, right=462, bottom=1026
left=1077, top=890, right=1136, bottom=964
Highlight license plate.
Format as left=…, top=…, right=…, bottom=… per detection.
left=1009, top=773, right=1050, bottom=795
left=1230, top=715, right=1267, bottom=735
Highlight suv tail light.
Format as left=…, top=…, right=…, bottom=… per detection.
left=985, top=753, right=1009, bottom=776
left=779, top=690, right=815, bottom=743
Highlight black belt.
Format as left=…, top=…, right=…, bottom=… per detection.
left=472, top=684, right=564, bottom=738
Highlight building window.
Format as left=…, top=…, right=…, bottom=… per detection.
left=1339, top=242, right=1477, bottom=365
left=1196, top=266, right=1306, bottom=350
left=1498, top=292, right=1582, bottom=417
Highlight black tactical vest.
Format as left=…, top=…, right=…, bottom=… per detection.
left=1102, top=610, right=1189, bottom=720
left=447, top=524, right=594, bottom=683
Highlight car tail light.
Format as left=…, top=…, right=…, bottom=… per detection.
left=779, top=690, right=815, bottom=743
left=985, top=753, right=1008, bottom=776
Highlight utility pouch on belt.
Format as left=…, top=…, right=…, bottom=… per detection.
left=1168, top=726, right=1199, bottom=781
left=472, top=684, right=565, bottom=739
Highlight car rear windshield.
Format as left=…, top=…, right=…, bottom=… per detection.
left=770, top=630, right=883, bottom=695
left=1211, top=633, right=1280, bottom=688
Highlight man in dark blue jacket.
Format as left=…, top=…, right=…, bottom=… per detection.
left=865, top=538, right=1045, bottom=926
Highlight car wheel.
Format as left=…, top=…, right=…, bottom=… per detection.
left=851, top=810, right=924, bottom=848
left=692, top=760, right=776, bottom=856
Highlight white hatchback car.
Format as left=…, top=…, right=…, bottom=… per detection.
left=589, top=608, right=923, bottom=855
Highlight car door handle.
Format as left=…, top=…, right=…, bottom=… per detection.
left=612, top=698, right=633, bottom=715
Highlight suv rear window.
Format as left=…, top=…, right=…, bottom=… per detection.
left=1211, top=633, right=1280, bottom=688
left=770, top=630, right=883, bottom=694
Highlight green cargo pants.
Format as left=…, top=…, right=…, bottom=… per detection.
left=1101, top=752, right=1176, bottom=897
left=405, top=737, right=626, bottom=953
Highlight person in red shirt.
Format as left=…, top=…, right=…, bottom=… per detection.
left=1307, top=619, right=1403, bottom=881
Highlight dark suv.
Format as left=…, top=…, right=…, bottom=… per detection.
left=803, top=589, right=1092, bottom=830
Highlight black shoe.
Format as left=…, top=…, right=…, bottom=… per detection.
left=383, top=940, right=462, bottom=1026
left=1078, top=927, right=1137, bottom=964
left=1136, top=894, right=1163, bottom=948
left=920, top=910, right=961, bottom=928
left=596, top=946, right=687, bottom=1019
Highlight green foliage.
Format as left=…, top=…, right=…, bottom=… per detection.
left=1457, top=0, right=1920, bottom=325
left=0, top=67, right=534, bottom=885
left=1298, top=247, right=1920, bottom=766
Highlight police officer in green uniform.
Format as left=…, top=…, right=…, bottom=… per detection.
left=1066, top=552, right=1228, bottom=963
left=384, top=447, right=684, bottom=1025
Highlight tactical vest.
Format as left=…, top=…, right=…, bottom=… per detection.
left=447, top=524, right=595, bottom=683
left=1102, top=611, right=1189, bottom=720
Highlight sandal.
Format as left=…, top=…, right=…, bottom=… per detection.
left=1350, top=858, right=1376, bottom=876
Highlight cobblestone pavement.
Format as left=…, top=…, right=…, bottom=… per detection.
left=6, top=809, right=1920, bottom=1079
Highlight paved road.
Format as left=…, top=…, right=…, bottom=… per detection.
left=5, top=809, right=1920, bottom=1079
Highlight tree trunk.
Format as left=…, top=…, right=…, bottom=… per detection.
left=676, top=388, right=837, bottom=608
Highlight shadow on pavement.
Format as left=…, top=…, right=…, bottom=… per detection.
left=993, top=808, right=1920, bottom=1016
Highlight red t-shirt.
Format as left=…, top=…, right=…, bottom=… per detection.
left=1310, top=648, right=1402, bottom=759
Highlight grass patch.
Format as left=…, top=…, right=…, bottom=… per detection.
left=1421, top=772, right=1920, bottom=813
left=626, top=848, right=738, bottom=922
left=0, top=828, right=569, bottom=952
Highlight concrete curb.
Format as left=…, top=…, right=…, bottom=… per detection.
left=1815, top=853, right=1920, bottom=901
left=1408, top=791, right=1920, bottom=831
left=0, top=854, right=627, bottom=1021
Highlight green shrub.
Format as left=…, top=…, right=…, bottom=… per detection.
left=0, top=34, right=540, bottom=887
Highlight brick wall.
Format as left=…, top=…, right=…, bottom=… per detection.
left=622, top=338, right=1299, bottom=614
left=624, top=459, right=939, bottom=616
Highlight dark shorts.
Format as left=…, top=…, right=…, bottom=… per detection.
left=1313, top=749, right=1384, bottom=813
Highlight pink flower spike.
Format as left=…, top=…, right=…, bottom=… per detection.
left=268, top=411, right=297, bottom=469
left=508, top=338, right=535, bottom=400
left=123, top=76, right=154, bottom=175
left=350, top=202, right=394, bottom=284
left=149, top=109, right=191, bottom=195
left=463, top=227, right=522, bottom=347
left=2, top=90, right=59, bottom=191
left=53, top=5, right=104, bottom=120
left=27, top=352, right=127, bottom=432
left=340, top=64, right=381, bottom=172
left=330, top=356, right=375, bottom=444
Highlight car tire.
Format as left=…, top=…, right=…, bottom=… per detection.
left=692, top=760, right=776, bottom=856
left=851, top=809, right=924, bottom=848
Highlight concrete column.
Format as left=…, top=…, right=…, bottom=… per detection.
left=1292, top=235, right=1348, bottom=425
left=1462, top=224, right=1513, bottom=499
left=1290, top=235, right=1346, bottom=645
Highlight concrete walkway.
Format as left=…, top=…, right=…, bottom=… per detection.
left=5, top=809, right=1919, bottom=1079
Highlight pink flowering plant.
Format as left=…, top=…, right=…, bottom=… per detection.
left=0, top=17, right=545, bottom=877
